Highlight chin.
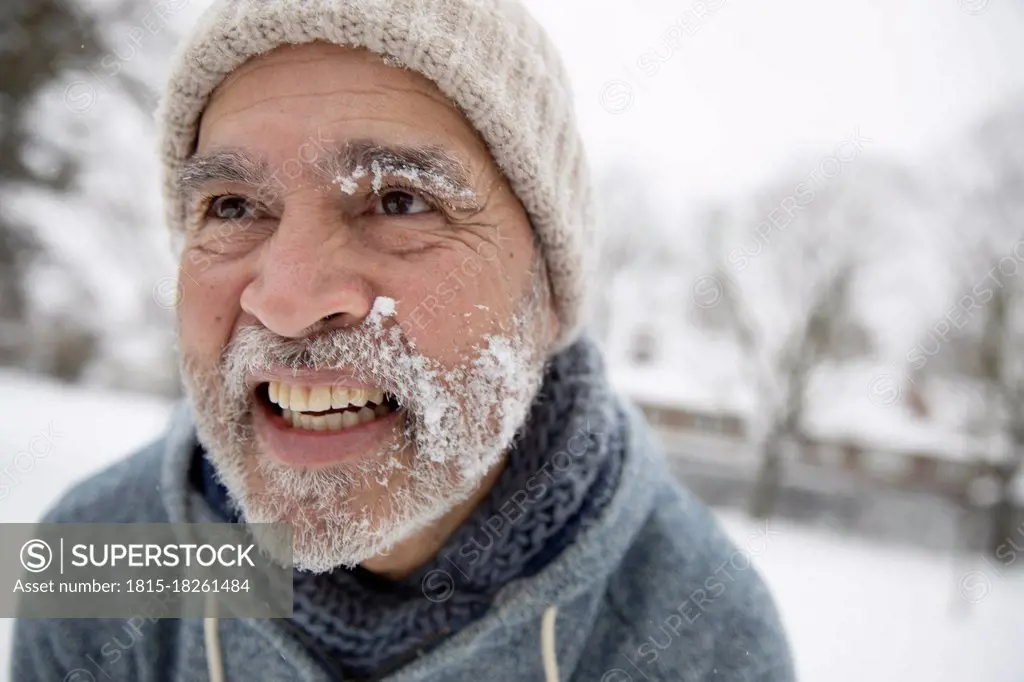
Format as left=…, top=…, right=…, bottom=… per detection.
left=236, top=447, right=468, bottom=573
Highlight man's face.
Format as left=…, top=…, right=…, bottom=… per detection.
left=176, top=42, right=555, bottom=573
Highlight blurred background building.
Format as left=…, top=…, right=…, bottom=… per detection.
left=3, top=0, right=1024, bottom=679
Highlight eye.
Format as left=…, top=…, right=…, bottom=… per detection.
left=206, top=195, right=257, bottom=221
left=374, top=190, right=434, bottom=216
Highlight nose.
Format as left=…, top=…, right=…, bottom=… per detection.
left=240, top=207, right=374, bottom=338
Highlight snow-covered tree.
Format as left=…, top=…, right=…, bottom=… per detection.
left=939, top=101, right=1024, bottom=556
left=1, top=0, right=186, bottom=391
left=698, top=161, right=876, bottom=518
left=0, top=0, right=105, bottom=373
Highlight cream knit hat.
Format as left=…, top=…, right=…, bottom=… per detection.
left=157, top=0, right=594, bottom=349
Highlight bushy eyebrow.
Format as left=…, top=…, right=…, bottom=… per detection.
left=317, top=139, right=478, bottom=205
left=324, top=139, right=469, bottom=181
left=177, top=150, right=269, bottom=194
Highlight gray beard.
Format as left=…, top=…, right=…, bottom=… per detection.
left=179, top=280, right=548, bottom=573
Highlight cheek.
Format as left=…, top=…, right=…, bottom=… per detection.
left=177, top=251, right=247, bottom=364
left=394, top=238, right=535, bottom=363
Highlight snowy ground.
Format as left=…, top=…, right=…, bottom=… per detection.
left=718, top=512, right=1024, bottom=682
left=1, top=371, right=1022, bottom=680
left=0, top=371, right=172, bottom=675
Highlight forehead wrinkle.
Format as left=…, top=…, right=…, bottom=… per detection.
left=178, top=149, right=270, bottom=193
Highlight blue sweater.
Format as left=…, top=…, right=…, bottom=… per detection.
left=12, top=398, right=793, bottom=681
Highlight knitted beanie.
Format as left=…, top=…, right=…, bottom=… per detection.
left=157, top=0, right=594, bottom=349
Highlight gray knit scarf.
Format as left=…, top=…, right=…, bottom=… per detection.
left=197, top=336, right=625, bottom=680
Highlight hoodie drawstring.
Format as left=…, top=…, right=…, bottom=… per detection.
left=541, top=605, right=560, bottom=682
left=205, top=593, right=225, bottom=682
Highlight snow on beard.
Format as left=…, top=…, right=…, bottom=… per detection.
left=181, top=287, right=548, bottom=573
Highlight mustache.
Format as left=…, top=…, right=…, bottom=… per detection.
left=217, top=319, right=448, bottom=414
left=222, top=320, right=404, bottom=369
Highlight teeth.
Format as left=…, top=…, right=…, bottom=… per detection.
left=308, top=385, right=332, bottom=412
left=268, top=380, right=389, bottom=411
left=278, top=397, right=393, bottom=432
left=331, top=386, right=352, bottom=409
left=289, top=386, right=309, bottom=412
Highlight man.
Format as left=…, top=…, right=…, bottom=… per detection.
left=14, top=0, right=794, bottom=679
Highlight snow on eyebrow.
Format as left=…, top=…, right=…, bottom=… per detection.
left=335, top=165, right=367, bottom=195
left=321, top=140, right=478, bottom=207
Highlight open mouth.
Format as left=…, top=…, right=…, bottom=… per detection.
left=257, top=381, right=402, bottom=432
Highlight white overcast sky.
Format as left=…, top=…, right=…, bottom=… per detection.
left=524, top=0, right=1024, bottom=200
